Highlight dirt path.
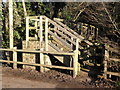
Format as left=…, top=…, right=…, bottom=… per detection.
left=2, top=67, right=89, bottom=88
left=1, top=66, right=116, bottom=88
left=2, top=75, right=57, bottom=88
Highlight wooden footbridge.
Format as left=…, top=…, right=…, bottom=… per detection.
left=0, top=1, right=120, bottom=79
left=0, top=15, right=120, bottom=78
left=0, top=15, right=94, bottom=78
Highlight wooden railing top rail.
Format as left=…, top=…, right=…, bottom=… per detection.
left=52, top=28, right=76, bottom=45
left=43, top=16, right=82, bottom=51
left=26, top=16, right=40, bottom=19
left=106, top=46, right=120, bottom=55
left=106, top=71, right=120, bottom=77
left=109, top=58, right=120, bottom=62
left=42, top=16, right=78, bottom=40
left=53, top=18, right=93, bottom=46
left=0, top=48, right=74, bottom=55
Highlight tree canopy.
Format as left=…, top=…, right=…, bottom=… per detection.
left=1, top=2, right=120, bottom=49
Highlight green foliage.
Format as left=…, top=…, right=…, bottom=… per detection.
left=2, top=2, right=51, bottom=48
left=14, top=30, right=21, bottom=40
left=62, top=10, right=72, bottom=20
left=2, top=2, right=120, bottom=48
left=115, top=81, right=120, bottom=87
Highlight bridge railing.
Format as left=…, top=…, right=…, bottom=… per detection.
left=25, top=15, right=81, bottom=52
left=103, top=44, right=120, bottom=79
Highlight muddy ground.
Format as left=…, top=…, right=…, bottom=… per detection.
left=1, top=66, right=118, bottom=88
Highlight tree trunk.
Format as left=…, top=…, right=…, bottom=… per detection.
left=0, top=0, right=3, bottom=59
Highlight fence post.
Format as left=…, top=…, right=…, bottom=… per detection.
left=45, top=18, right=48, bottom=51
left=35, top=20, right=38, bottom=39
left=103, top=44, right=109, bottom=79
left=13, top=47, right=17, bottom=69
left=40, top=48, right=44, bottom=72
left=80, top=23, right=83, bottom=35
left=73, top=39, right=79, bottom=78
left=96, top=28, right=99, bottom=40
left=73, top=50, right=78, bottom=78
left=44, top=17, right=51, bottom=71
left=76, top=39, right=81, bottom=74
left=39, top=16, right=44, bottom=72
left=39, top=16, right=43, bottom=49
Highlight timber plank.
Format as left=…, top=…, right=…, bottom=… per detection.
left=0, top=48, right=74, bottom=55
left=109, top=58, right=120, bottom=62
left=48, top=31, right=72, bottom=51
left=48, top=42, right=61, bottom=52
left=54, top=20, right=93, bottom=45
left=106, top=46, right=120, bottom=55
left=54, top=29, right=76, bottom=45
left=106, top=71, right=120, bottom=77
left=0, top=60, right=73, bottom=70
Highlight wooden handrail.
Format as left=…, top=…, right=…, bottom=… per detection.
left=106, top=71, right=120, bottom=77
left=43, top=16, right=78, bottom=39
left=109, top=58, right=120, bottom=62
left=106, top=46, right=120, bottom=55
left=52, top=28, right=76, bottom=45
left=27, top=15, right=84, bottom=52
left=42, top=16, right=85, bottom=52
left=54, top=19, right=93, bottom=45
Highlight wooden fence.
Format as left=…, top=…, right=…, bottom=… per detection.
left=103, top=44, right=120, bottom=79
left=0, top=48, right=79, bottom=78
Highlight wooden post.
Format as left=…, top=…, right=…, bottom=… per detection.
left=70, top=37, right=74, bottom=74
left=44, top=17, right=51, bottom=71
left=40, top=48, right=44, bottom=72
left=39, top=16, right=44, bottom=72
left=26, top=16, right=29, bottom=48
left=13, top=47, right=17, bottom=69
left=109, top=74, right=111, bottom=78
left=81, top=23, right=83, bottom=35
left=73, top=39, right=79, bottom=78
left=73, top=50, right=78, bottom=78
left=45, top=18, right=48, bottom=51
left=103, top=44, right=109, bottom=79
left=90, top=25, right=94, bottom=40
left=9, top=0, right=13, bottom=49
left=77, top=39, right=81, bottom=73
left=71, top=37, right=73, bottom=47
left=35, top=20, right=38, bottom=39
left=39, top=16, right=43, bottom=49
left=76, top=39, right=79, bottom=51
left=95, top=28, right=99, bottom=40
left=92, top=26, right=95, bottom=40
